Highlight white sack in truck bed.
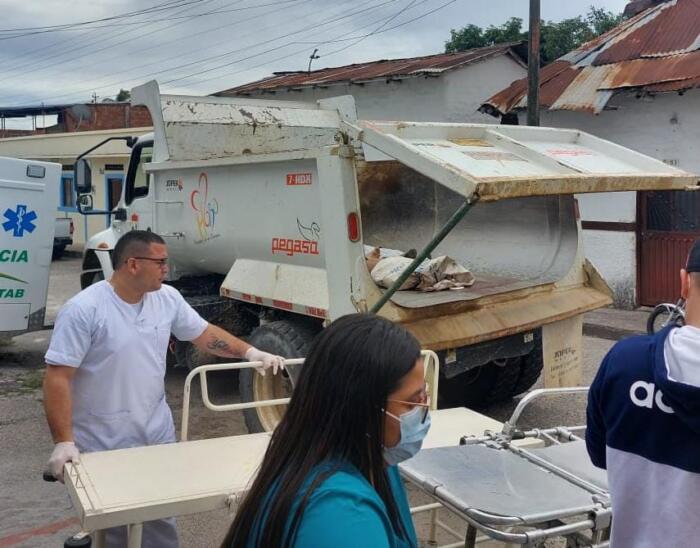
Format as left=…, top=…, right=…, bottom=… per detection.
left=369, top=252, right=475, bottom=292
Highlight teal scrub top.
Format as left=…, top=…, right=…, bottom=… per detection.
left=248, top=461, right=418, bottom=548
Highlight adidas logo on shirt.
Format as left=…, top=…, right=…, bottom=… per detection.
left=629, top=381, right=674, bottom=414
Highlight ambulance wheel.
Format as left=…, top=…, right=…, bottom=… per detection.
left=239, top=319, right=320, bottom=433
left=52, top=245, right=66, bottom=260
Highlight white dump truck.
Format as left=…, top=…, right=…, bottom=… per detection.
left=1, top=156, right=62, bottom=338
left=73, top=80, right=696, bottom=432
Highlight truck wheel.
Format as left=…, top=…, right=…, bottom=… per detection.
left=510, top=332, right=544, bottom=397
left=239, top=319, right=320, bottom=433
left=173, top=340, right=213, bottom=370
left=173, top=296, right=259, bottom=370
left=439, top=358, right=520, bottom=409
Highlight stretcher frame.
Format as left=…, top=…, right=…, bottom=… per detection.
left=401, top=387, right=612, bottom=548
left=63, top=352, right=440, bottom=547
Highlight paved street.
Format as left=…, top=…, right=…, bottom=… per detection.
left=0, top=252, right=617, bottom=547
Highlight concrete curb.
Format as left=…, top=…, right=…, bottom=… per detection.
left=583, top=322, right=644, bottom=342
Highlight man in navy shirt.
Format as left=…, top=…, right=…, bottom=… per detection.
left=587, top=239, right=700, bottom=547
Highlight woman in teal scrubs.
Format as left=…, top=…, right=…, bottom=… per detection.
left=222, top=313, right=431, bottom=548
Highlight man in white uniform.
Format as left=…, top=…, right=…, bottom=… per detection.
left=42, top=230, right=284, bottom=547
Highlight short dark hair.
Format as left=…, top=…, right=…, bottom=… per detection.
left=112, top=230, right=165, bottom=268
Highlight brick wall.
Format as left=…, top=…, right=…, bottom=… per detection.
left=63, top=104, right=152, bottom=132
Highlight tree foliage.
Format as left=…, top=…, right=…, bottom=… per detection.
left=115, top=89, right=131, bottom=102
left=445, top=7, right=623, bottom=64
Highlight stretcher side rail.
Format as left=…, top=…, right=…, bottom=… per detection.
left=502, top=387, right=589, bottom=437
left=181, top=351, right=440, bottom=440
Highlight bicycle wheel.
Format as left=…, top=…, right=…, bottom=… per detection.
left=647, top=304, right=678, bottom=335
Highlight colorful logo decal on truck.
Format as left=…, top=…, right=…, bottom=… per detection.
left=3, top=205, right=37, bottom=237
left=190, top=173, right=220, bottom=244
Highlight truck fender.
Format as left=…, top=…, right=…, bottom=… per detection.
left=95, top=250, right=114, bottom=279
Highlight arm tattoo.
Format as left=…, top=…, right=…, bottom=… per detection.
left=206, top=338, right=234, bottom=355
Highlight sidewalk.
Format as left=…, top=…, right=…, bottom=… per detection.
left=583, top=306, right=650, bottom=341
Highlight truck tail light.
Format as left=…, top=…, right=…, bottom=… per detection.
left=347, top=212, right=360, bottom=242
left=69, top=220, right=74, bottom=235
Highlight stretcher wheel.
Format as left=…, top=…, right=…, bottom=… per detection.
left=64, top=533, right=91, bottom=547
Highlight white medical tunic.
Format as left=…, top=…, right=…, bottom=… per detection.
left=46, top=280, right=208, bottom=451
left=45, top=281, right=208, bottom=548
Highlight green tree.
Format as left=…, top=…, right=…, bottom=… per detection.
left=115, top=89, right=131, bottom=102
left=587, top=6, right=623, bottom=35
left=445, top=7, right=623, bottom=63
left=445, top=17, right=525, bottom=53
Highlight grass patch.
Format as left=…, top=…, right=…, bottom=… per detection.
left=18, top=370, right=44, bottom=391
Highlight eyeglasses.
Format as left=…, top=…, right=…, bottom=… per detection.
left=130, top=256, right=169, bottom=267
left=387, top=387, right=431, bottom=424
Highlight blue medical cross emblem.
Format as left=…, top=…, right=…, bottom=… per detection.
left=3, top=204, right=37, bottom=237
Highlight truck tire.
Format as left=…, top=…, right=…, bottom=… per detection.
left=439, top=358, right=520, bottom=409
left=438, top=334, right=543, bottom=409
left=173, top=296, right=259, bottom=370
left=239, top=319, right=320, bottom=433
left=510, top=332, right=544, bottom=397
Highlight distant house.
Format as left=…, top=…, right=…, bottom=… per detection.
left=215, top=43, right=528, bottom=124
left=481, top=0, right=700, bottom=308
left=0, top=103, right=152, bottom=245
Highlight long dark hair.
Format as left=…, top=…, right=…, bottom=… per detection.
left=222, top=313, right=421, bottom=548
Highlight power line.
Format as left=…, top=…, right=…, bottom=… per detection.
left=2, top=0, right=306, bottom=35
left=5, top=0, right=457, bottom=106
left=0, top=0, right=325, bottom=103
left=321, top=0, right=421, bottom=57
left=0, top=0, right=227, bottom=78
left=162, top=0, right=405, bottom=84
left=5, top=0, right=392, bottom=105
left=191, top=0, right=457, bottom=90
left=0, top=0, right=205, bottom=36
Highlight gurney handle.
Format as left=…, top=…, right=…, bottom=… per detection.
left=503, top=387, right=589, bottom=437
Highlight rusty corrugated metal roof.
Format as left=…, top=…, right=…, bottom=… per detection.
left=481, top=0, right=700, bottom=116
left=215, top=43, right=525, bottom=96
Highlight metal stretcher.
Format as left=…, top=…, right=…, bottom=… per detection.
left=62, top=358, right=306, bottom=548
left=62, top=352, right=445, bottom=547
left=400, top=387, right=611, bottom=548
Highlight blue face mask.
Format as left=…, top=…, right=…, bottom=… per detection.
left=383, top=405, right=431, bottom=466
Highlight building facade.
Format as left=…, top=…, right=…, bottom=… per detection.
left=482, top=0, right=700, bottom=307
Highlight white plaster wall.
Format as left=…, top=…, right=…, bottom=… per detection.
left=583, top=230, right=637, bottom=308
left=443, top=55, right=526, bottom=123
left=247, top=55, right=526, bottom=123
left=256, top=75, right=447, bottom=121
left=522, top=90, right=700, bottom=306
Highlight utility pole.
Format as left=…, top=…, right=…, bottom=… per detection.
left=527, top=0, right=541, bottom=126
left=308, top=48, right=320, bottom=73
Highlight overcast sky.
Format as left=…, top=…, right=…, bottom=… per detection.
left=0, top=0, right=628, bottom=117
